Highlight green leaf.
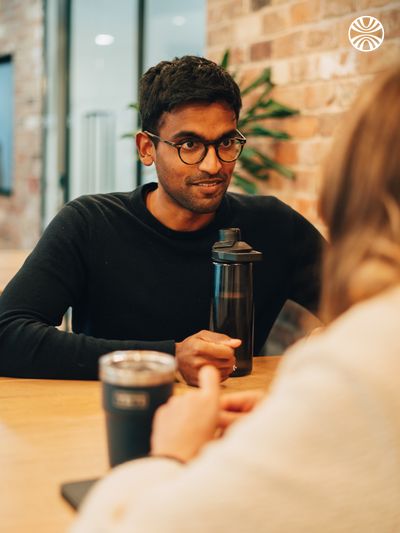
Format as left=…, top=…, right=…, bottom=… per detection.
left=233, top=173, right=258, bottom=194
left=241, top=147, right=295, bottom=179
left=241, top=146, right=270, bottom=161
left=240, top=99, right=299, bottom=124
left=239, top=153, right=270, bottom=179
left=261, top=99, right=298, bottom=113
left=220, top=50, right=230, bottom=69
left=239, top=158, right=269, bottom=180
left=244, top=84, right=274, bottom=116
left=260, top=99, right=299, bottom=116
left=128, top=103, right=139, bottom=110
left=241, top=67, right=272, bottom=96
left=242, top=126, right=290, bottom=140
left=265, top=159, right=295, bottom=179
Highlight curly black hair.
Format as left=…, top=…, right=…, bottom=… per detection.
left=139, top=55, right=242, bottom=134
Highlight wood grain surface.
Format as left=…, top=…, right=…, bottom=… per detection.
left=0, top=356, right=281, bottom=532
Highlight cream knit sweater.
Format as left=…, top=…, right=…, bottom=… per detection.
left=71, top=286, right=400, bottom=533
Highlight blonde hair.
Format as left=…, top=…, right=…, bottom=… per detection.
left=320, top=65, right=400, bottom=322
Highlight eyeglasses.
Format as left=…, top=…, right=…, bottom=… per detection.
left=144, top=130, right=246, bottom=165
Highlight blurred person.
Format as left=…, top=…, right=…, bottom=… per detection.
left=71, top=65, right=400, bottom=532
left=0, top=56, right=323, bottom=385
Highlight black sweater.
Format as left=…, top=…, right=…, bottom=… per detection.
left=0, top=183, right=323, bottom=379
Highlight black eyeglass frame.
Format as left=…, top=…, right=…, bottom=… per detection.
left=144, top=129, right=247, bottom=165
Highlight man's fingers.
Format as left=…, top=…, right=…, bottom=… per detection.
left=192, top=339, right=237, bottom=363
left=219, top=370, right=232, bottom=383
left=193, top=356, right=235, bottom=374
left=222, top=338, right=242, bottom=348
left=197, top=330, right=242, bottom=348
left=199, top=365, right=220, bottom=397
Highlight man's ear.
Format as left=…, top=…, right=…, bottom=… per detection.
left=136, top=131, right=155, bottom=166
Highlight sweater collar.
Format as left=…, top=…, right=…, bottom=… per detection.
left=130, top=182, right=232, bottom=240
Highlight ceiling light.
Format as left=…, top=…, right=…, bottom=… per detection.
left=95, top=34, right=114, bottom=46
left=172, top=16, right=186, bottom=26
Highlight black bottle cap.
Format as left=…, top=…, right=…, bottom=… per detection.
left=212, top=227, right=263, bottom=263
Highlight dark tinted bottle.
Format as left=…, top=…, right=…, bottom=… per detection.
left=210, top=228, right=262, bottom=377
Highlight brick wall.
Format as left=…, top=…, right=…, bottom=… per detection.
left=207, top=0, right=400, bottom=352
left=207, top=0, right=400, bottom=227
left=0, top=0, right=43, bottom=249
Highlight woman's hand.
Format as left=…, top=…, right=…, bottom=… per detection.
left=151, top=365, right=220, bottom=463
left=218, top=389, right=265, bottom=430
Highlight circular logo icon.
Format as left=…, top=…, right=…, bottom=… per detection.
left=348, top=16, right=384, bottom=52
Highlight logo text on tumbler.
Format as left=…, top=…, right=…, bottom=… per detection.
left=113, top=390, right=149, bottom=409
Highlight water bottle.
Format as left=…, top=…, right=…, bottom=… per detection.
left=210, top=228, right=262, bottom=377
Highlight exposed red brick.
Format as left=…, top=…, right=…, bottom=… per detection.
left=237, top=66, right=266, bottom=90
left=290, top=196, right=319, bottom=223
left=319, top=112, right=345, bottom=136
left=207, top=25, right=234, bottom=47
left=357, top=0, right=390, bottom=7
left=354, top=39, right=400, bottom=75
left=290, top=0, right=321, bottom=25
left=275, top=141, right=299, bottom=165
left=258, top=169, right=288, bottom=192
left=335, top=78, right=371, bottom=107
left=262, top=9, right=289, bottom=35
left=304, top=83, right=336, bottom=109
left=305, top=24, right=340, bottom=51
left=293, top=168, right=323, bottom=194
left=229, top=46, right=248, bottom=64
left=322, top=0, right=357, bottom=18
left=272, top=85, right=308, bottom=109
left=271, top=31, right=306, bottom=58
left=250, top=40, right=272, bottom=60
left=289, top=56, right=320, bottom=82
left=380, top=8, right=400, bottom=39
left=251, top=0, right=271, bottom=11
left=0, top=0, right=43, bottom=248
left=208, top=0, right=246, bottom=24
left=284, top=115, right=319, bottom=138
left=298, top=139, right=332, bottom=166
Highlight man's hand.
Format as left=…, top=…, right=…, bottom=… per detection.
left=218, top=389, right=265, bottom=431
left=151, top=366, right=220, bottom=463
left=175, top=330, right=241, bottom=386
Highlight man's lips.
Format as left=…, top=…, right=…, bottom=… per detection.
left=189, top=179, right=225, bottom=187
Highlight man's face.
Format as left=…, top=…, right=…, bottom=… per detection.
left=148, top=101, right=238, bottom=214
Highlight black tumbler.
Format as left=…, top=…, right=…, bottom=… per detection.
left=99, top=351, right=176, bottom=467
left=210, top=228, right=262, bottom=377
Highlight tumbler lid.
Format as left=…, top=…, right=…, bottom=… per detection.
left=99, top=351, right=176, bottom=386
left=212, top=228, right=263, bottom=263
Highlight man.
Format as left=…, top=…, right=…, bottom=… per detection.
left=0, top=56, right=323, bottom=385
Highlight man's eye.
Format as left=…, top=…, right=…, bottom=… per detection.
left=220, top=138, right=234, bottom=148
left=181, top=140, right=200, bottom=150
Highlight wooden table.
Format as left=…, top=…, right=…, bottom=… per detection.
left=0, top=356, right=281, bottom=533
left=0, top=249, right=30, bottom=293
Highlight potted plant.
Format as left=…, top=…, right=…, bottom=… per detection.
left=220, top=51, right=299, bottom=194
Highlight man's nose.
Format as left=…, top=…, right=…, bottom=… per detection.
left=198, top=146, right=222, bottom=175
